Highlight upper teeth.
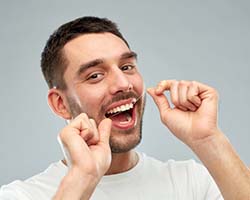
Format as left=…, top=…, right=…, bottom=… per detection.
left=107, top=99, right=136, bottom=115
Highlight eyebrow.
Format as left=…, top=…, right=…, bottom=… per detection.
left=120, top=51, right=137, bottom=60
left=76, top=51, right=138, bottom=77
left=76, top=59, right=104, bottom=77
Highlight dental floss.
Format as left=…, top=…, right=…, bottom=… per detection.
left=58, top=83, right=147, bottom=166
left=135, top=82, right=146, bottom=104
left=108, top=82, right=146, bottom=118
left=57, top=135, right=72, bottom=169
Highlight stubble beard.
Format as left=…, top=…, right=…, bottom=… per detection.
left=66, top=94, right=146, bottom=153
left=109, top=118, right=143, bottom=153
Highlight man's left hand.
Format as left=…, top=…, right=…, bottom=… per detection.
left=147, top=80, right=220, bottom=148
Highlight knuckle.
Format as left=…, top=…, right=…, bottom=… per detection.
left=77, top=113, right=87, bottom=120
left=89, top=118, right=97, bottom=127
left=188, top=95, right=195, bottom=101
left=159, top=80, right=166, bottom=86
left=191, top=80, right=197, bottom=85
left=180, top=99, right=187, bottom=105
left=80, top=113, right=88, bottom=118
left=179, top=80, right=186, bottom=85
left=210, top=87, right=218, bottom=96
left=172, top=80, right=178, bottom=85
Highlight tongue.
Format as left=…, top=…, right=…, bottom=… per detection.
left=110, top=112, right=131, bottom=123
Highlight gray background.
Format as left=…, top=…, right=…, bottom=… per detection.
left=0, top=0, right=249, bottom=185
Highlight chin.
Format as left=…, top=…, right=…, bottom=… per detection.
left=109, top=120, right=142, bottom=153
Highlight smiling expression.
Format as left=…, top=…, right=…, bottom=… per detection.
left=61, top=32, right=145, bottom=153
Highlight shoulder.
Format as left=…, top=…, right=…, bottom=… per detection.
left=0, top=161, right=67, bottom=199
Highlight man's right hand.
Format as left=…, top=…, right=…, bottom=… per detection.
left=53, top=113, right=112, bottom=200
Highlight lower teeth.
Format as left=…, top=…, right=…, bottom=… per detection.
left=119, top=113, right=132, bottom=124
left=126, top=114, right=132, bottom=121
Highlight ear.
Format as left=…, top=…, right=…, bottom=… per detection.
left=47, top=88, right=72, bottom=120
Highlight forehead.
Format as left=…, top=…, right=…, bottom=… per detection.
left=63, top=33, right=130, bottom=65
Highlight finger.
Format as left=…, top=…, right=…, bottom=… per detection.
left=194, top=81, right=218, bottom=101
left=164, top=80, right=188, bottom=111
left=69, top=113, right=96, bottom=146
left=147, top=87, right=171, bottom=114
left=98, top=118, right=112, bottom=145
left=60, top=113, right=91, bottom=148
left=78, top=115, right=95, bottom=142
left=178, top=81, right=197, bottom=111
left=58, top=126, right=90, bottom=165
left=169, top=80, right=181, bottom=109
left=155, top=80, right=175, bottom=95
left=85, top=119, right=100, bottom=146
left=155, top=80, right=186, bottom=110
left=187, top=81, right=202, bottom=107
left=69, top=113, right=91, bottom=131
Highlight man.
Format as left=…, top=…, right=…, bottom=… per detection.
left=0, top=16, right=250, bottom=200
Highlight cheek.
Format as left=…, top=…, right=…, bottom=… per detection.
left=133, top=75, right=144, bottom=94
left=77, top=88, right=106, bottom=113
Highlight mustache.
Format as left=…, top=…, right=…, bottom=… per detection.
left=101, top=91, right=139, bottom=113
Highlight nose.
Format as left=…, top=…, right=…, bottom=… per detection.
left=109, top=67, right=133, bottom=95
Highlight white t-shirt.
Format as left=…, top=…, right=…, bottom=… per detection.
left=0, top=152, right=223, bottom=200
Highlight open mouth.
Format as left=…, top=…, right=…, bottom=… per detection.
left=105, top=98, right=137, bottom=129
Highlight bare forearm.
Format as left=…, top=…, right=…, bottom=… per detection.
left=53, top=168, right=99, bottom=200
left=193, top=130, right=250, bottom=200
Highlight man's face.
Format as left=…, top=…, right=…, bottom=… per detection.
left=62, top=33, right=145, bottom=153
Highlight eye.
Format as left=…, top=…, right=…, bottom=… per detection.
left=121, top=64, right=135, bottom=71
left=86, top=72, right=104, bottom=82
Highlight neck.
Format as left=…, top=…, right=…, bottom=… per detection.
left=105, top=150, right=139, bottom=175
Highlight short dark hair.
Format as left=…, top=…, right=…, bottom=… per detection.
left=41, top=16, right=129, bottom=90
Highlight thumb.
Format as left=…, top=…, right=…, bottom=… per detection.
left=98, top=118, right=112, bottom=144
left=147, top=87, right=171, bottom=114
